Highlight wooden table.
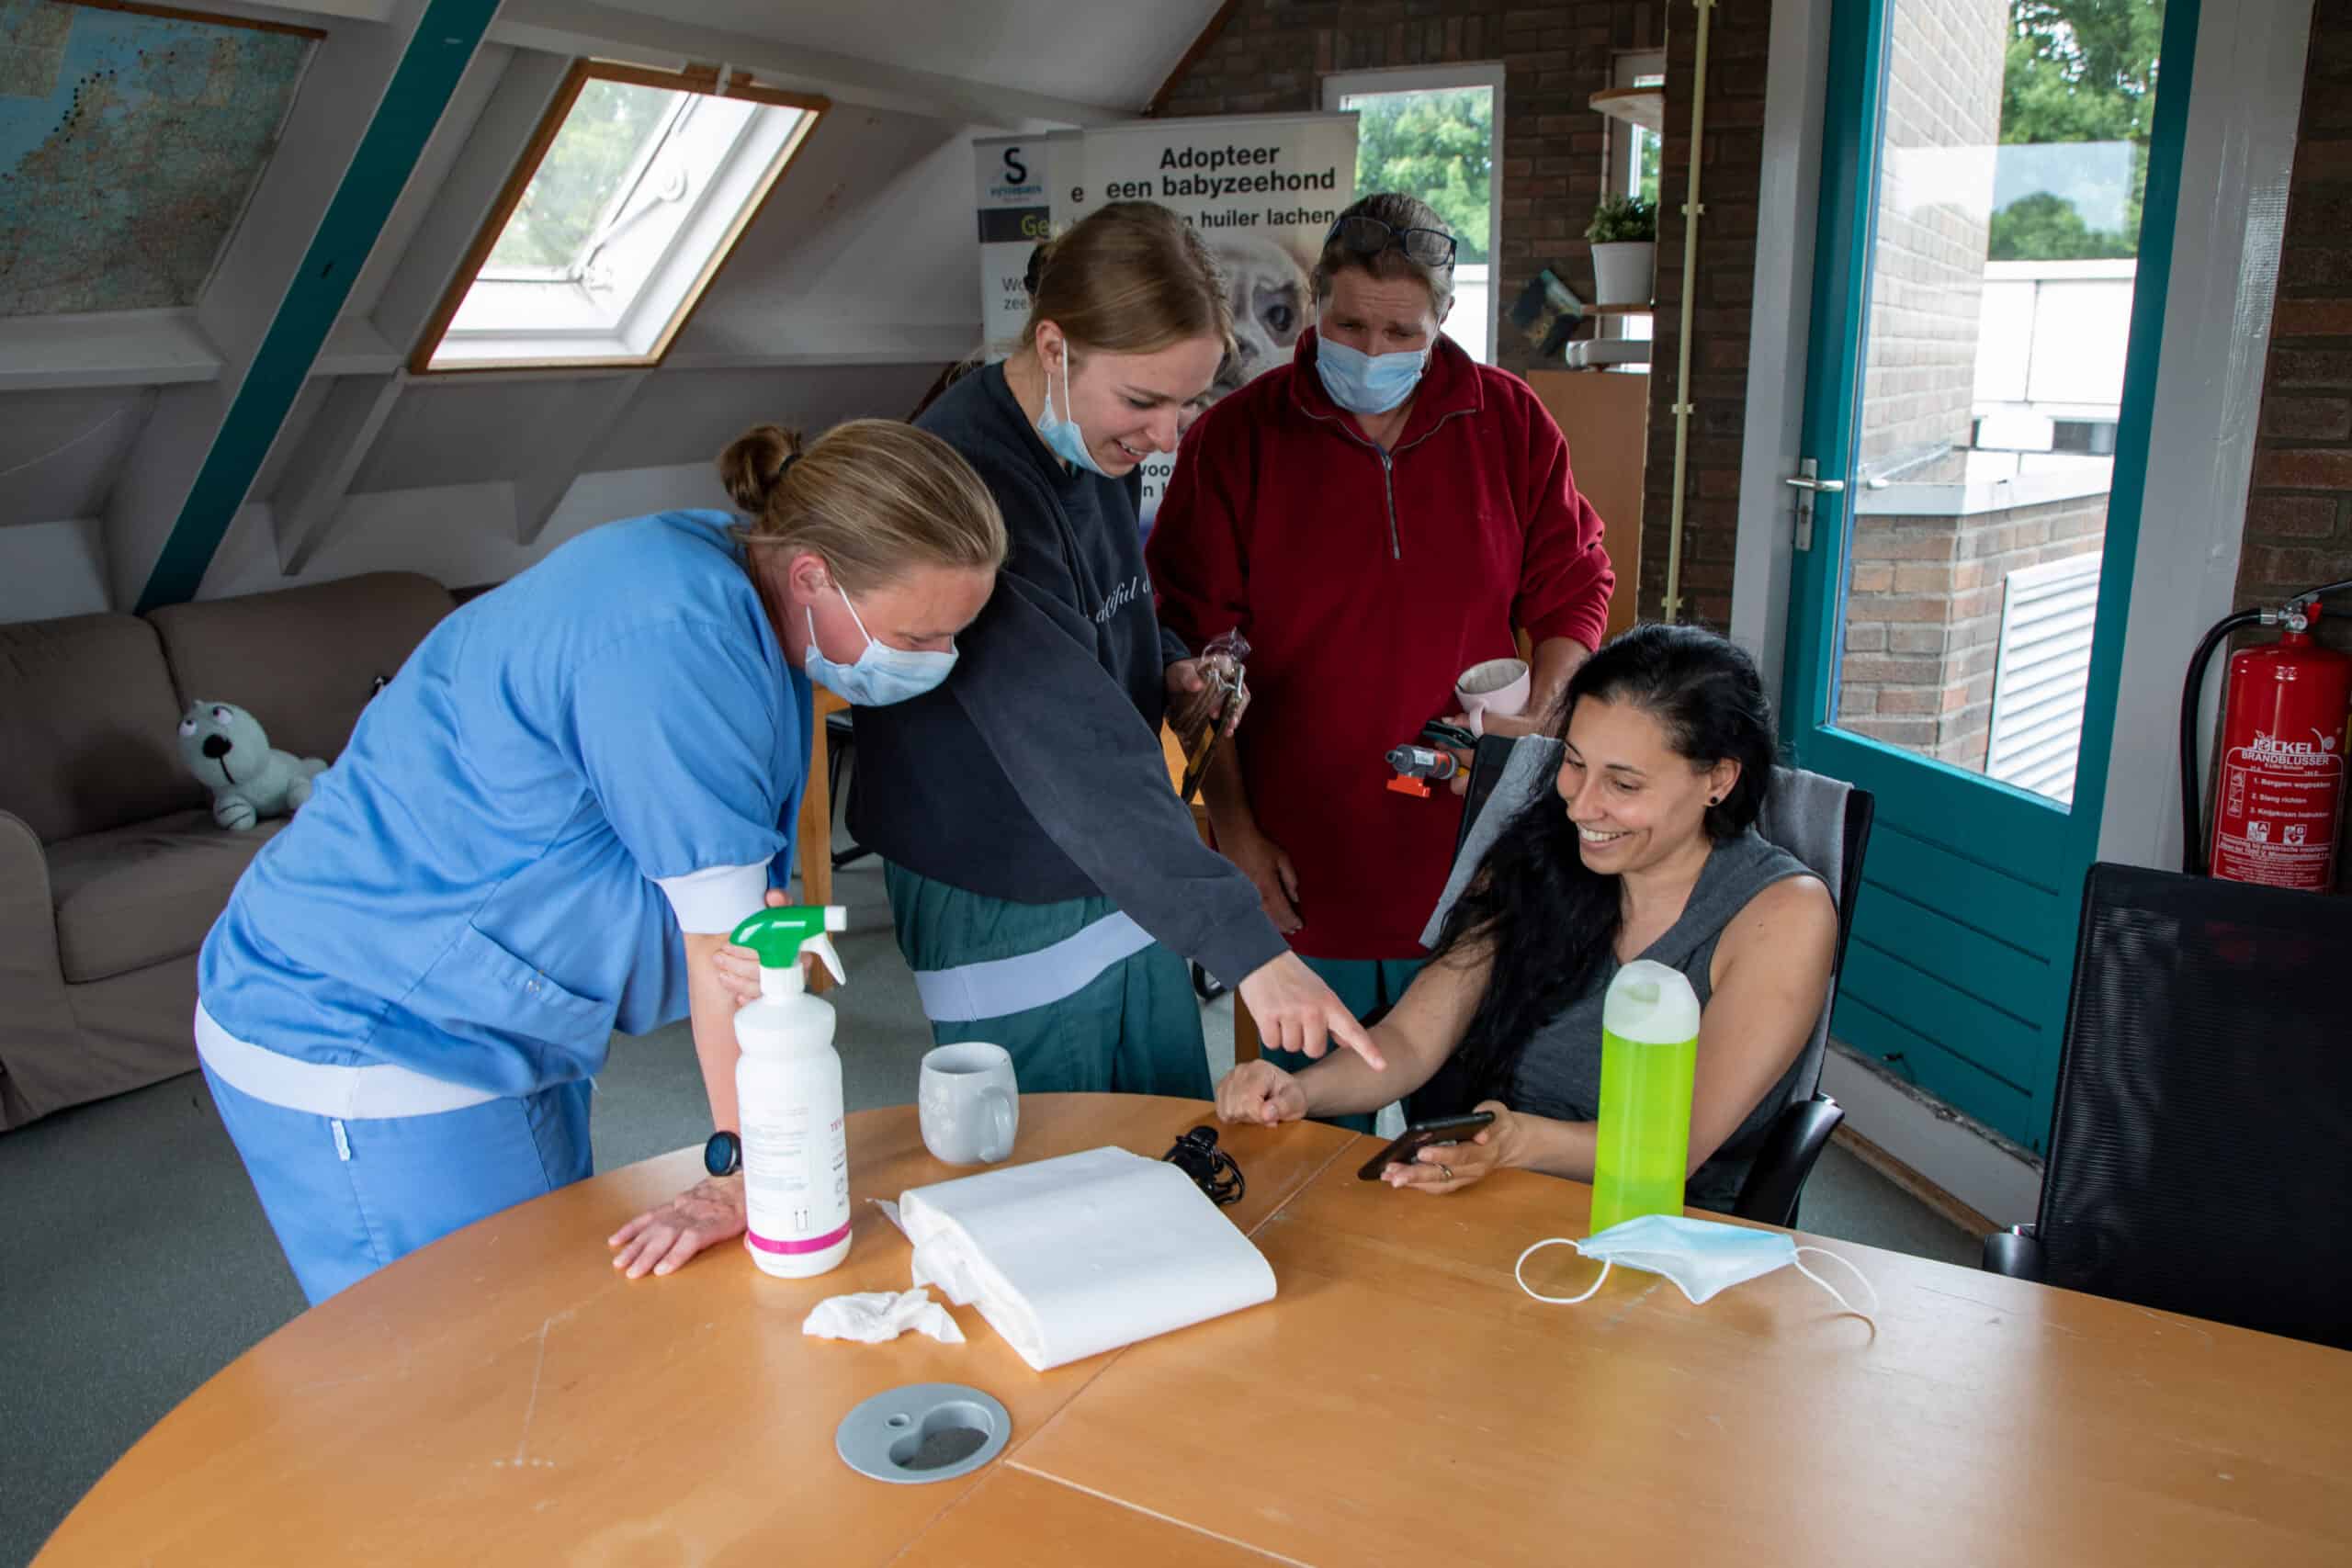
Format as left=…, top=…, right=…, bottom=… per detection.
left=41, top=1099, right=2352, bottom=1565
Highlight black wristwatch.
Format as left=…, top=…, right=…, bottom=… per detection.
left=704, top=1129, right=741, bottom=1177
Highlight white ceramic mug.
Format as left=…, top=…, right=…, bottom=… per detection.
left=919, top=1043, right=1018, bottom=1165
left=1455, top=657, right=1532, bottom=736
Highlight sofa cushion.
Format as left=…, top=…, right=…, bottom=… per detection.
left=0, top=614, right=206, bottom=845
left=147, top=571, right=456, bottom=767
left=48, top=809, right=286, bottom=985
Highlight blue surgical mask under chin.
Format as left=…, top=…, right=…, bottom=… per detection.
left=1316, top=335, right=1429, bottom=415
left=1035, top=347, right=1111, bottom=477
left=802, top=585, right=957, bottom=706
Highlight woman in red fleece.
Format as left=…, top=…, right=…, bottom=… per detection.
left=1148, top=193, right=1615, bottom=1107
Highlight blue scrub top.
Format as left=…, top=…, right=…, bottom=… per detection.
left=199, top=512, right=811, bottom=1096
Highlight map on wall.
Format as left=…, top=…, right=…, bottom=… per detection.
left=0, top=1, right=313, bottom=317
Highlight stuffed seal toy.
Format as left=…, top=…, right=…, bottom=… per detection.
left=177, top=701, right=329, bottom=831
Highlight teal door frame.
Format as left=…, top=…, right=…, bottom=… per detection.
left=1785, top=0, right=2202, bottom=1151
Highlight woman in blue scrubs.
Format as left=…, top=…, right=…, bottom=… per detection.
left=196, top=420, right=1006, bottom=1304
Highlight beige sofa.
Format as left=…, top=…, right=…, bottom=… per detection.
left=0, top=572, right=455, bottom=1129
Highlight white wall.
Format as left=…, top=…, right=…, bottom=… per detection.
left=198, top=464, right=729, bottom=599
left=0, top=522, right=111, bottom=624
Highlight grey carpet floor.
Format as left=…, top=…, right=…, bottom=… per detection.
left=0, top=855, right=1972, bottom=1564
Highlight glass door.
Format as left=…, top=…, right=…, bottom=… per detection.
left=1785, top=0, right=2199, bottom=1150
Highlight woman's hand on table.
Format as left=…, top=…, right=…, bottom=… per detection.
left=1238, top=953, right=1386, bottom=1070
left=1221, top=825, right=1303, bottom=933
left=1216, top=1060, right=1308, bottom=1126
left=710, top=889, right=815, bottom=1005
left=608, top=1174, right=747, bottom=1278
left=1382, top=1100, right=1517, bottom=1195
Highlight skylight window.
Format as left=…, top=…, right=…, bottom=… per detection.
left=413, top=63, right=824, bottom=372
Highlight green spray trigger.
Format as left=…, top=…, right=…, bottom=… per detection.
left=731, top=905, right=848, bottom=991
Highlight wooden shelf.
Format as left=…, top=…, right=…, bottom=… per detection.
left=1590, top=85, right=1664, bottom=133
left=1579, top=302, right=1655, bottom=316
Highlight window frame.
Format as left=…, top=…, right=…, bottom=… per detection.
left=1608, top=51, right=1668, bottom=206
left=1320, top=62, right=1506, bottom=366
left=409, top=60, right=827, bottom=375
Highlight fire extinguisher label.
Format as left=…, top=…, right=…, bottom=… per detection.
left=2212, top=728, right=2344, bottom=889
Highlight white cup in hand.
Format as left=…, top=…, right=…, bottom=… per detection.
left=1454, top=658, right=1532, bottom=738
left=919, top=1043, right=1018, bottom=1164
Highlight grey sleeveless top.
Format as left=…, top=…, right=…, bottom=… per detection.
left=1501, top=829, right=1817, bottom=1213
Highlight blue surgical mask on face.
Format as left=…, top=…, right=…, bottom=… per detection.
left=1316, top=335, right=1429, bottom=415
left=1035, top=344, right=1110, bottom=476
left=1516, top=1213, right=1879, bottom=1321
left=802, top=584, right=957, bottom=706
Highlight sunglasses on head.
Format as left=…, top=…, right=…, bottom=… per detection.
left=1323, top=214, right=1458, bottom=270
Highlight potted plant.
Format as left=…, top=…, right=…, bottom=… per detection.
left=1586, top=195, right=1657, bottom=307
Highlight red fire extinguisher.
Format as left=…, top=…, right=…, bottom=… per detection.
left=2184, top=595, right=2352, bottom=892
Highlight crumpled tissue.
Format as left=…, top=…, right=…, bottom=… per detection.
left=801, top=1287, right=965, bottom=1346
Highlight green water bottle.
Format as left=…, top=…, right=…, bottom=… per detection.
left=1589, top=959, right=1702, bottom=1234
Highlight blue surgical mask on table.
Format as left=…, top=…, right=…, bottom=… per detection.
left=1515, top=1213, right=1879, bottom=1323
left=1316, top=336, right=1429, bottom=415
left=1036, top=346, right=1110, bottom=477
left=803, top=584, right=957, bottom=706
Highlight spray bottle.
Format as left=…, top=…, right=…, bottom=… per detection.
left=730, top=904, right=852, bottom=1278
left=1589, top=959, right=1702, bottom=1234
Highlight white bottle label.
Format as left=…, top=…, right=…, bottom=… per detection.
left=744, top=1103, right=849, bottom=1243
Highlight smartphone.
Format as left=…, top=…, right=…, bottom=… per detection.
left=1357, top=1111, right=1496, bottom=1180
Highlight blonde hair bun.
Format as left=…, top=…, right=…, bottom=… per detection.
left=719, top=423, right=803, bottom=514
left=717, top=418, right=1007, bottom=594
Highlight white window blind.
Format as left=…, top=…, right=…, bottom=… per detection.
left=1984, top=550, right=2102, bottom=803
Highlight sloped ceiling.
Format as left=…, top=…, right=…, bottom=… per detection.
left=588, top=0, right=1218, bottom=110
left=0, top=387, right=157, bottom=523
left=345, top=364, right=940, bottom=494
left=2, top=0, right=1227, bottom=619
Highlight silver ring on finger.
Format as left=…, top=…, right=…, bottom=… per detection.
left=1438, top=1163, right=1453, bottom=1182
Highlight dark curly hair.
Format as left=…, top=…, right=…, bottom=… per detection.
left=1417, top=624, right=1779, bottom=1112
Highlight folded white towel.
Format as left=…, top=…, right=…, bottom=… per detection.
left=900, top=1146, right=1276, bottom=1371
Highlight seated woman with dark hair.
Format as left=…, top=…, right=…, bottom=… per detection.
left=1215, top=623, right=1838, bottom=1212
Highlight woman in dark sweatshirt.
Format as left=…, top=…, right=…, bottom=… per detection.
left=848, top=202, right=1383, bottom=1095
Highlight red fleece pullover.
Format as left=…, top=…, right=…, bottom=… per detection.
left=1149, top=330, right=1615, bottom=960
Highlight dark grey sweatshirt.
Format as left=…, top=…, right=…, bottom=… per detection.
left=848, top=362, right=1289, bottom=990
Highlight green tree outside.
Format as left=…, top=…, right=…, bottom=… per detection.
left=1349, top=87, right=1492, bottom=265
left=491, top=79, right=674, bottom=271
left=1991, top=0, right=2163, bottom=262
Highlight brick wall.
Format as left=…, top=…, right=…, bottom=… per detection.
left=1840, top=495, right=2105, bottom=766
left=2245, top=0, right=2352, bottom=884
left=1154, top=1, right=1666, bottom=380
left=1637, top=0, right=1770, bottom=625
left=1859, top=0, right=2006, bottom=473
left=2245, top=3, right=2352, bottom=638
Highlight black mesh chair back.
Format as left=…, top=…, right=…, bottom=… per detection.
left=2033, top=862, right=2352, bottom=1348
